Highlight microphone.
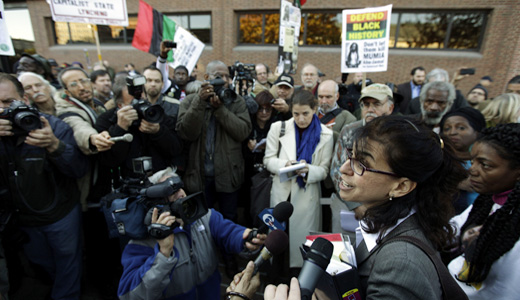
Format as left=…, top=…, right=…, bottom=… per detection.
left=253, top=229, right=288, bottom=275
left=258, top=202, right=294, bottom=234
left=298, top=237, right=334, bottom=300
left=109, top=133, right=133, bottom=142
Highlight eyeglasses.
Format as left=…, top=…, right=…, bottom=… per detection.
left=68, top=78, right=91, bottom=89
left=345, top=148, right=399, bottom=177
left=259, top=107, right=272, bottom=113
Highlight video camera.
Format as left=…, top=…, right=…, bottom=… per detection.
left=0, top=101, right=41, bottom=136
left=229, top=61, right=256, bottom=97
left=101, top=157, right=208, bottom=239
left=126, top=74, right=165, bottom=124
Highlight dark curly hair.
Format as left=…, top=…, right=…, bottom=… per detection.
left=355, top=115, right=467, bottom=249
left=458, top=123, right=520, bottom=284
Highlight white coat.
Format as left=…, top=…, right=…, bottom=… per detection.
left=264, top=118, right=333, bottom=267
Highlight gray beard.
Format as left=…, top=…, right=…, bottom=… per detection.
left=421, top=105, right=449, bottom=126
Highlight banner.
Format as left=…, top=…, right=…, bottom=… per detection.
left=341, top=5, right=392, bottom=73
left=48, top=0, right=128, bottom=26
left=0, top=1, right=15, bottom=56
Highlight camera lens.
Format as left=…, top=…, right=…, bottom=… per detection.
left=142, top=105, right=164, bottom=123
left=181, top=199, right=197, bottom=219
left=14, top=111, right=41, bottom=131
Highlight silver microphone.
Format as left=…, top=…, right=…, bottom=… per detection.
left=109, top=133, right=133, bottom=142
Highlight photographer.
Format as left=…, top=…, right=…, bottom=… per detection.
left=95, top=76, right=183, bottom=179
left=0, top=73, right=88, bottom=299
left=117, top=168, right=266, bottom=300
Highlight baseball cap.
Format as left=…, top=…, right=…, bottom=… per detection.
left=274, top=73, right=294, bottom=88
left=359, top=83, right=393, bottom=102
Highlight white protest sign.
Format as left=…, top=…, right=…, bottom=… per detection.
left=0, top=1, right=15, bottom=56
left=171, top=27, right=205, bottom=75
left=341, top=5, right=392, bottom=73
left=47, top=0, right=128, bottom=26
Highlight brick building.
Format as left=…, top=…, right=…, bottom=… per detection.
left=27, top=0, right=520, bottom=98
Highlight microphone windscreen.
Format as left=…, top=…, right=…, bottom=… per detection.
left=264, top=229, right=289, bottom=256
left=123, top=133, right=133, bottom=142
left=273, top=202, right=293, bottom=222
left=307, top=237, right=334, bottom=270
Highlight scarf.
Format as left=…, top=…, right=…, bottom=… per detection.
left=492, top=189, right=512, bottom=206
left=295, top=114, right=322, bottom=188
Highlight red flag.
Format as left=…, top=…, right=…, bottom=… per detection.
left=132, top=0, right=176, bottom=56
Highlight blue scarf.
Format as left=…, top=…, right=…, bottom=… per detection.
left=295, top=114, right=322, bottom=188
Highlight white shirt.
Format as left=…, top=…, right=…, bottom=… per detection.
left=448, top=204, right=520, bottom=300
left=355, top=208, right=416, bottom=251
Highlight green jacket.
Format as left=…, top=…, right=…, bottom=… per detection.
left=176, top=93, right=251, bottom=193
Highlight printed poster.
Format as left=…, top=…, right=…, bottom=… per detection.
left=341, top=5, right=392, bottom=73
left=171, top=26, right=205, bottom=75
left=0, top=1, right=15, bottom=56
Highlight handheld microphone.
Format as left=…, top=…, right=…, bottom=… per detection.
left=253, top=229, right=288, bottom=275
left=298, top=237, right=334, bottom=300
left=258, top=202, right=294, bottom=234
left=109, top=133, right=133, bottom=142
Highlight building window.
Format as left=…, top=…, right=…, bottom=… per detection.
left=300, top=12, right=342, bottom=46
left=52, top=13, right=211, bottom=45
left=238, top=10, right=487, bottom=50
left=168, top=14, right=212, bottom=44
left=238, top=13, right=280, bottom=44
left=390, top=11, right=488, bottom=50
left=238, top=11, right=341, bottom=46
left=52, top=17, right=138, bottom=45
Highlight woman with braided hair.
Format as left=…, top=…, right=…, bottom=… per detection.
left=448, top=123, right=520, bottom=299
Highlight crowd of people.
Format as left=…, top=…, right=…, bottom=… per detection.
left=0, top=44, right=519, bottom=300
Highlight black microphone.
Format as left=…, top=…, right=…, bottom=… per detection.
left=140, top=181, right=174, bottom=198
left=258, top=201, right=294, bottom=234
left=109, top=133, right=133, bottom=142
left=253, top=229, right=288, bottom=275
left=298, top=237, right=334, bottom=300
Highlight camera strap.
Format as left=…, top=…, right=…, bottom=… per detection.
left=319, top=108, right=342, bottom=125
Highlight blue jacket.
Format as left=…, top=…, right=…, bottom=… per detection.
left=0, top=113, right=87, bottom=226
left=118, top=209, right=246, bottom=300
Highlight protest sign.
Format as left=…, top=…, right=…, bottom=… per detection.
left=277, top=0, right=300, bottom=75
left=48, top=0, right=128, bottom=26
left=341, top=5, right=392, bottom=73
left=0, top=1, right=15, bottom=56
left=171, top=26, right=205, bottom=75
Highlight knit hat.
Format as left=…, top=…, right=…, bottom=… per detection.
left=440, top=106, right=486, bottom=132
left=21, top=53, right=53, bottom=79
left=469, top=84, right=488, bottom=100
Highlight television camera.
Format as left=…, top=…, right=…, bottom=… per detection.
left=102, top=157, right=208, bottom=239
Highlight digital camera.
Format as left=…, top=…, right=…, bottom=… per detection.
left=0, top=101, right=41, bottom=136
left=208, top=77, right=236, bottom=105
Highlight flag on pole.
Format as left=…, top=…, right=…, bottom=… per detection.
left=132, top=0, right=176, bottom=61
left=294, top=0, right=307, bottom=8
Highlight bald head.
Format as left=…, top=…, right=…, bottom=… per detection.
left=318, top=80, right=339, bottom=114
